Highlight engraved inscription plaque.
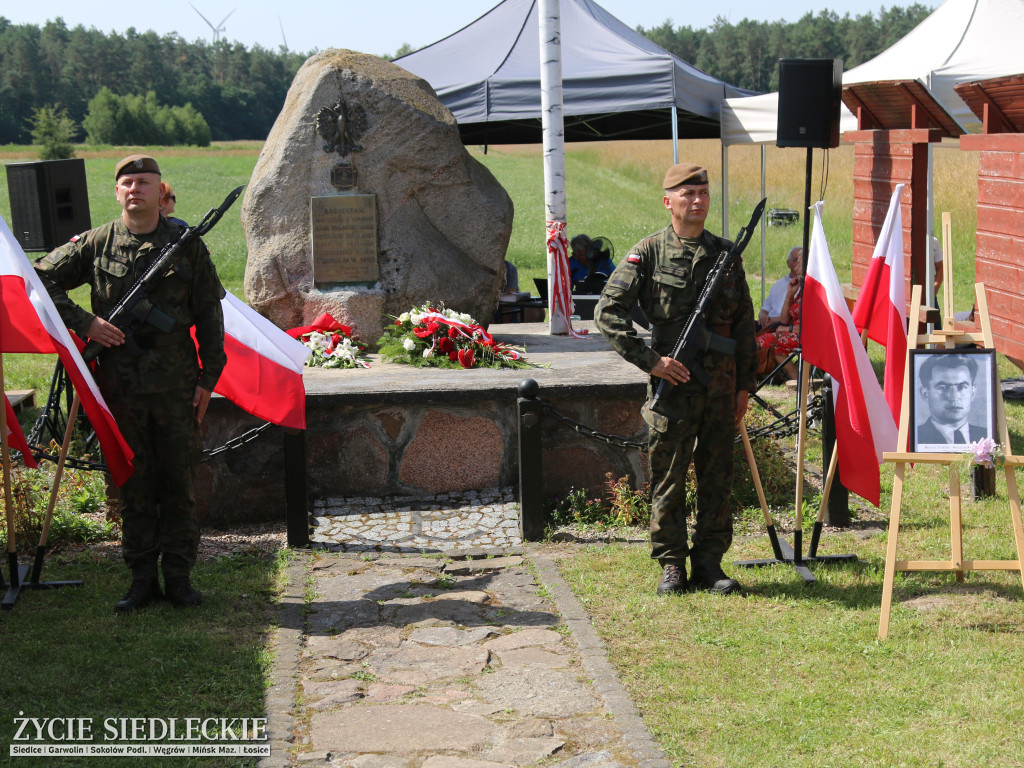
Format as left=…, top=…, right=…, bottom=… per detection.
left=311, top=194, right=379, bottom=285
left=331, top=163, right=357, bottom=190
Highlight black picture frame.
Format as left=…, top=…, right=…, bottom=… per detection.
left=909, top=347, right=997, bottom=453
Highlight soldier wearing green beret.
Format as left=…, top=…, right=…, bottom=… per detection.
left=34, top=154, right=226, bottom=612
left=595, top=162, right=756, bottom=596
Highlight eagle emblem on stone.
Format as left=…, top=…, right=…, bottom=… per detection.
left=315, top=99, right=367, bottom=156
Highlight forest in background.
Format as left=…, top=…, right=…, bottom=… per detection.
left=0, top=5, right=932, bottom=145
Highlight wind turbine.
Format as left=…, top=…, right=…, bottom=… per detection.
left=189, top=3, right=236, bottom=43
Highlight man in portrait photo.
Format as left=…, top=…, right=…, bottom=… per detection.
left=916, top=353, right=990, bottom=449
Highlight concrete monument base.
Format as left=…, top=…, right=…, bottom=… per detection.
left=195, top=321, right=650, bottom=527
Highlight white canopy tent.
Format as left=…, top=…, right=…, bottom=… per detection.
left=719, top=0, right=1024, bottom=301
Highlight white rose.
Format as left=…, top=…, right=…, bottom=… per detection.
left=459, top=313, right=475, bottom=324
left=410, top=312, right=422, bottom=325
left=398, top=312, right=410, bottom=323
left=423, top=347, right=433, bottom=358
left=403, top=338, right=416, bottom=351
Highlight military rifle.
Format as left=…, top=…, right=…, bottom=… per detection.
left=649, top=197, right=767, bottom=416
left=82, top=185, right=244, bottom=363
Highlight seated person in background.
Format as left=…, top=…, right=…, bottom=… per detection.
left=160, top=183, right=187, bottom=228
left=759, top=246, right=801, bottom=330
left=569, top=234, right=616, bottom=291
left=569, top=234, right=593, bottom=286
left=502, top=259, right=519, bottom=293
left=756, top=246, right=802, bottom=381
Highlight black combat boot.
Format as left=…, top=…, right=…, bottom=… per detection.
left=115, top=576, right=161, bottom=613
left=164, top=574, right=203, bottom=608
left=689, top=559, right=741, bottom=595
left=656, top=563, right=687, bottom=595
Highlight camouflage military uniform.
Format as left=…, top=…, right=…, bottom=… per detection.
left=595, top=226, right=756, bottom=568
left=35, top=217, right=226, bottom=582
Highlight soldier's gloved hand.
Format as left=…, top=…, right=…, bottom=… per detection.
left=86, top=316, right=126, bottom=348
left=651, top=356, right=690, bottom=385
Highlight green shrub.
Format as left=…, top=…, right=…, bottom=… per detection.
left=29, top=105, right=77, bottom=160
left=0, top=465, right=114, bottom=552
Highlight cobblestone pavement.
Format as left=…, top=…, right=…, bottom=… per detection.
left=310, top=488, right=523, bottom=555
left=260, top=541, right=672, bottom=768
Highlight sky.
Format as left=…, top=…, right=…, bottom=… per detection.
left=3, top=0, right=914, bottom=59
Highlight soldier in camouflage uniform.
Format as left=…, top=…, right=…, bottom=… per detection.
left=35, top=155, right=226, bottom=612
left=595, top=163, right=756, bottom=595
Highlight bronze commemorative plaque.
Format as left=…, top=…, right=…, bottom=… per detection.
left=310, top=194, right=379, bottom=285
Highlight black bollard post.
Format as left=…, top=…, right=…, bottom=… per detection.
left=284, top=427, right=310, bottom=548
left=517, top=379, right=545, bottom=541
left=820, top=374, right=850, bottom=528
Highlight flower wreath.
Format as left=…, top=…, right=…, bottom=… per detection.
left=286, top=312, right=370, bottom=369
left=377, top=303, right=535, bottom=369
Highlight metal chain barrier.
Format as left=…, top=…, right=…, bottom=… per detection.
left=537, top=391, right=824, bottom=453
left=201, top=422, right=275, bottom=460
left=540, top=401, right=649, bottom=451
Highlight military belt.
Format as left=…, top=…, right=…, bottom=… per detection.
left=134, top=330, right=191, bottom=349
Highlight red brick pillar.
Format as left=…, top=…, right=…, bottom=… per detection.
left=960, top=133, right=1024, bottom=361
left=845, top=129, right=941, bottom=302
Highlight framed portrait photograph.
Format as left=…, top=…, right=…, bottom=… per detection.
left=910, top=348, right=997, bottom=453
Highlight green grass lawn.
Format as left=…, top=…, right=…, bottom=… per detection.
left=0, top=550, right=288, bottom=768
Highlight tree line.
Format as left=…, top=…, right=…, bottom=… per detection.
left=0, top=7, right=933, bottom=146
left=638, top=5, right=933, bottom=93
left=0, top=17, right=307, bottom=144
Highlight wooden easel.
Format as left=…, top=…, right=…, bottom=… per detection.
left=877, top=281, right=1024, bottom=639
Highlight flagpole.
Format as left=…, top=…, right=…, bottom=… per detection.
left=540, top=0, right=570, bottom=336
left=30, top=394, right=84, bottom=591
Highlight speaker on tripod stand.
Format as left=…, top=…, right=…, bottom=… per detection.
left=776, top=58, right=843, bottom=149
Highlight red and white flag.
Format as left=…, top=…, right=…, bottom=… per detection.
left=210, top=292, right=311, bottom=430
left=0, top=217, right=134, bottom=485
left=803, top=202, right=898, bottom=507
left=4, top=394, right=37, bottom=468
left=851, top=184, right=908, bottom=424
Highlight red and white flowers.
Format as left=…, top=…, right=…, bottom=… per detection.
left=378, top=303, right=534, bottom=369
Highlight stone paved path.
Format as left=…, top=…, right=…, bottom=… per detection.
left=260, top=546, right=672, bottom=768
left=310, top=488, right=522, bottom=555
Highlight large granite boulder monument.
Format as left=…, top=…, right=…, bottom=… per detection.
left=242, top=50, right=514, bottom=341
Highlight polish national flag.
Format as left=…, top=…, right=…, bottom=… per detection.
left=803, top=202, right=898, bottom=507
left=211, top=293, right=311, bottom=430
left=851, top=184, right=908, bottom=424
left=0, top=217, right=134, bottom=485
left=4, top=394, right=37, bottom=468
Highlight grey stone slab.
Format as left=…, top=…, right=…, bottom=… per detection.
left=310, top=705, right=495, bottom=754
left=307, top=599, right=381, bottom=633
left=384, top=598, right=488, bottom=626
left=363, top=683, right=416, bottom=703
left=483, top=628, right=563, bottom=652
left=368, top=644, right=490, bottom=685
left=420, top=758, right=510, bottom=768
left=443, top=556, right=524, bottom=574
left=474, top=669, right=599, bottom=718
left=344, top=755, right=411, bottom=768
left=340, top=625, right=404, bottom=648
left=506, top=717, right=554, bottom=739
left=482, top=737, right=565, bottom=765
left=408, top=626, right=499, bottom=647
left=304, top=636, right=370, bottom=661
left=554, top=751, right=622, bottom=768
left=494, top=647, right=569, bottom=670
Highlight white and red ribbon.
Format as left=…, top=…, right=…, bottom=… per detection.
left=416, top=311, right=522, bottom=361
left=546, top=221, right=588, bottom=339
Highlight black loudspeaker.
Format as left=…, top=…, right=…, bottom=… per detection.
left=5, top=159, right=91, bottom=252
left=777, top=58, right=843, bottom=149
